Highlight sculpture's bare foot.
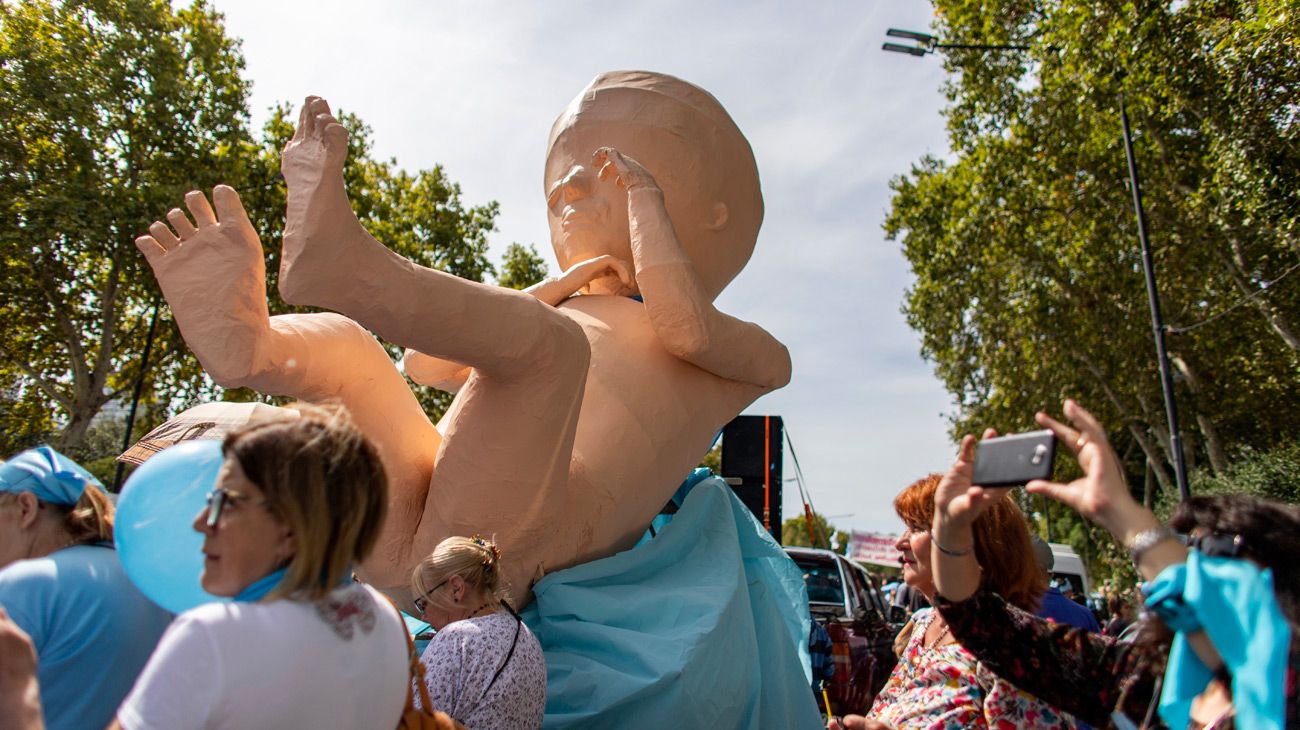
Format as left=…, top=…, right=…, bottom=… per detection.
left=135, top=186, right=271, bottom=385
left=279, top=96, right=366, bottom=308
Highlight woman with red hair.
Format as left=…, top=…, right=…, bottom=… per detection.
left=830, top=474, right=1074, bottom=729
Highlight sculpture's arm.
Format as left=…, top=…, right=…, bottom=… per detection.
left=595, top=148, right=792, bottom=390
left=402, top=256, right=633, bottom=391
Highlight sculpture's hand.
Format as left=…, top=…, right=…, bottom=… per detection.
left=564, top=254, right=635, bottom=296
left=402, top=349, right=470, bottom=393
left=135, top=186, right=272, bottom=384
left=593, top=147, right=659, bottom=193
left=524, top=254, right=636, bottom=305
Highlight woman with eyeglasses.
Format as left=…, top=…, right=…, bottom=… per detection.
left=0, top=447, right=171, bottom=730
left=830, top=473, right=1076, bottom=730
left=409, top=535, right=546, bottom=729
left=112, top=404, right=409, bottom=729
left=927, top=400, right=1300, bottom=729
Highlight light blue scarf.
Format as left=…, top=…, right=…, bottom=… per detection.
left=1143, top=551, right=1290, bottom=730
left=233, top=566, right=288, bottom=603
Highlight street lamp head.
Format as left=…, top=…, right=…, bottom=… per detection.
left=886, top=28, right=937, bottom=45
left=882, top=42, right=930, bottom=57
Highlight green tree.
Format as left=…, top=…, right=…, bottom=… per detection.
left=0, top=0, right=254, bottom=453
left=496, top=242, right=549, bottom=290
left=781, top=511, right=849, bottom=554
left=1, top=1, right=504, bottom=458
left=889, top=0, right=1300, bottom=577
left=697, top=441, right=721, bottom=473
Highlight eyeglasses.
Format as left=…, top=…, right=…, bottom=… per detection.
left=412, top=579, right=449, bottom=615
left=204, top=487, right=267, bottom=529
left=1181, top=531, right=1245, bottom=558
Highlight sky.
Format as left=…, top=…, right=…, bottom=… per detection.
left=206, top=0, right=960, bottom=537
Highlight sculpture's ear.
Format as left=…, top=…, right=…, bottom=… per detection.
left=705, top=202, right=729, bottom=231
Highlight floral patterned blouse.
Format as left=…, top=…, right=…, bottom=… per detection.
left=415, top=611, right=546, bottom=730
left=868, top=608, right=1077, bottom=730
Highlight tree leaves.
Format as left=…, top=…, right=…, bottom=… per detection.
left=1, top=0, right=509, bottom=456
left=890, top=0, right=1300, bottom=582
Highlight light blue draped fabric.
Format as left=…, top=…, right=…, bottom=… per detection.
left=1144, top=551, right=1290, bottom=730
left=520, top=472, right=822, bottom=729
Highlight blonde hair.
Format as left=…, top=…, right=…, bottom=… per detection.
left=410, top=535, right=508, bottom=610
left=65, top=484, right=114, bottom=544
left=0, top=483, right=115, bottom=545
left=223, top=403, right=387, bottom=602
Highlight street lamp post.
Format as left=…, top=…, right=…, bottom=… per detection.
left=883, top=27, right=1192, bottom=501
left=882, top=28, right=1029, bottom=56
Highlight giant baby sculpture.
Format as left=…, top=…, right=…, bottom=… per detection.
left=134, top=71, right=791, bottom=609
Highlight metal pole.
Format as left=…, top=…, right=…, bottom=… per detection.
left=1120, top=99, right=1191, bottom=501
left=113, top=301, right=161, bottom=491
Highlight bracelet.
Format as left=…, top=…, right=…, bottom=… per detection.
left=932, top=533, right=974, bottom=557
left=1127, top=524, right=1178, bottom=565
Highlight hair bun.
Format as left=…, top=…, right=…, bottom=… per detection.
left=470, top=534, right=500, bottom=572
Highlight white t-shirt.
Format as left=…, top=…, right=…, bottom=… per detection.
left=418, top=611, right=546, bottom=730
left=118, top=583, right=407, bottom=730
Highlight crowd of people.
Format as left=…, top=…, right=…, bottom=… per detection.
left=0, top=405, right=546, bottom=730
left=3, top=398, right=1298, bottom=729
left=829, top=400, right=1300, bottom=730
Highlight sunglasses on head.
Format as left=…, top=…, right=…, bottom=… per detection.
left=1180, top=531, right=1246, bottom=558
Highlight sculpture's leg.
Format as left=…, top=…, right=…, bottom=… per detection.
left=136, top=185, right=440, bottom=588
left=278, top=96, right=574, bottom=378
left=279, top=99, right=595, bottom=604
left=408, top=299, right=591, bottom=608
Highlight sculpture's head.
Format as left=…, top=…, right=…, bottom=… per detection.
left=545, top=71, right=763, bottom=301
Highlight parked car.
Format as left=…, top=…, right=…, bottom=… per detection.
left=1047, top=541, right=1092, bottom=597
left=785, top=546, right=901, bottom=716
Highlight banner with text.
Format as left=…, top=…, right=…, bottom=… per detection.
left=849, top=530, right=903, bottom=569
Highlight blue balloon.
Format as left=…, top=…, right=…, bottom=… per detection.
left=116, top=440, right=227, bottom=613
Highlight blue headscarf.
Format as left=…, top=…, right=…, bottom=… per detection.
left=0, top=446, right=101, bottom=506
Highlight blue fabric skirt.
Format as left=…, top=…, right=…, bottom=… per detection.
left=520, top=472, right=823, bottom=729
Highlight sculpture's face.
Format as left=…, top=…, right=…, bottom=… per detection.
left=544, top=134, right=633, bottom=272
left=544, top=73, right=763, bottom=299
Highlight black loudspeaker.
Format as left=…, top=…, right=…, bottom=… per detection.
left=721, top=415, right=783, bottom=543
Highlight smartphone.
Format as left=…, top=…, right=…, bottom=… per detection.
left=971, top=430, right=1056, bottom=488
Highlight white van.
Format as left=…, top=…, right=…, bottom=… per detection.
left=1049, top=542, right=1092, bottom=597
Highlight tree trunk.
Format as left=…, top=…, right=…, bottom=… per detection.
left=1127, top=423, right=1175, bottom=497
left=1075, top=352, right=1176, bottom=495
left=1143, top=460, right=1156, bottom=509
left=1219, top=239, right=1300, bottom=353
left=1169, top=354, right=1228, bottom=476
left=55, top=406, right=97, bottom=451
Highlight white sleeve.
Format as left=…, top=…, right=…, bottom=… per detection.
left=116, top=612, right=223, bottom=730
left=418, top=627, right=467, bottom=714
